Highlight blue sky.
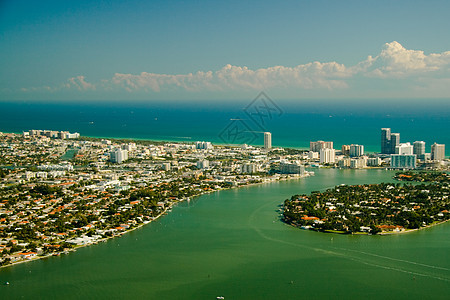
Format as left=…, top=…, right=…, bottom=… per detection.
left=1, top=0, right=450, bottom=101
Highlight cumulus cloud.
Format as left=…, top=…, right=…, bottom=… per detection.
left=357, top=41, right=450, bottom=78
left=104, top=61, right=352, bottom=93
left=16, top=42, right=450, bottom=97
left=66, top=75, right=96, bottom=90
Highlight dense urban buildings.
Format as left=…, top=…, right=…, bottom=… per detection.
left=381, top=128, right=446, bottom=168
left=0, top=130, right=315, bottom=267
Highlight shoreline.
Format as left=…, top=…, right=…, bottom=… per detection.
left=0, top=130, right=386, bottom=154
left=0, top=173, right=309, bottom=270
left=286, top=218, right=450, bottom=236
left=378, top=219, right=450, bottom=235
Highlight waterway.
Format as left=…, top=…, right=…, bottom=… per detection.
left=1, top=169, right=449, bottom=299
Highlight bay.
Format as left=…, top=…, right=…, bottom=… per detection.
left=1, top=169, right=449, bottom=299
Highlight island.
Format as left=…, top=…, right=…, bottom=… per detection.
left=283, top=172, right=450, bottom=235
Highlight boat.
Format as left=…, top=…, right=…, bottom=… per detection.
left=216, top=297, right=225, bottom=300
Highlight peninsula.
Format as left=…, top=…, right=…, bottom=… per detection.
left=0, top=131, right=310, bottom=267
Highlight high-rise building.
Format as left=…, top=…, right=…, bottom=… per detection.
left=381, top=128, right=391, bottom=154
left=413, top=141, right=426, bottom=156
left=431, top=143, right=445, bottom=161
left=338, top=157, right=351, bottom=168
left=196, top=160, right=209, bottom=169
left=349, top=144, right=364, bottom=157
left=241, top=163, right=258, bottom=174
left=390, top=133, right=400, bottom=155
left=195, top=141, right=213, bottom=150
left=341, top=145, right=350, bottom=156
left=396, top=143, right=413, bottom=155
left=110, top=149, right=128, bottom=163
left=310, top=141, right=333, bottom=152
left=319, top=148, right=335, bottom=164
left=279, top=162, right=305, bottom=175
left=367, top=157, right=381, bottom=166
left=264, top=132, right=272, bottom=149
left=350, top=157, right=367, bottom=169
left=390, top=154, right=416, bottom=169
left=381, top=128, right=401, bottom=154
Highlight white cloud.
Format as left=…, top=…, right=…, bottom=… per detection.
left=15, top=42, right=450, bottom=98
left=66, top=75, right=95, bottom=91
left=358, top=41, right=450, bottom=78
left=104, top=61, right=352, bottom=93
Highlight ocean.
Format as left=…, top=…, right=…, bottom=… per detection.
left=0, top=99, right=449, bottom=154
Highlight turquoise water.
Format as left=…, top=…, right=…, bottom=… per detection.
left=60, top=149, right=78, bottom=161
left=1, top=169, right=449, bottom=299
left=0, top=100, right=449, bottom=154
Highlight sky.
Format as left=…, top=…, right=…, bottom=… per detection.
left=1, top=0, right=450, bottom=101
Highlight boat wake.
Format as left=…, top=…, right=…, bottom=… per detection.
left=248, top=200, right=450, bottom=283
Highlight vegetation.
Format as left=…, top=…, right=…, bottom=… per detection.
left=283, top=180, right=450, bottom=234
left=394, top=171, right=450, bottom=183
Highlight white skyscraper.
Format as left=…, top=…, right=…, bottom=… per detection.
left=413, top=141, right=426, bottom=156
left=310, top=141, right=333, bottom=152
left=396, top=143, right=413, bottom=155
left=264, top=132, right=272, bottom=149
left=431, top=143, right=445, bottom=161
left=110, top=149, right=128, bottom=163
left=319, top=148, right=335, bottom=164
left=349, top=144, right=364, bottom=157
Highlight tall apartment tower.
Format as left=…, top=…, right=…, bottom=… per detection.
left=381, top=128, right=400, bottom=154
left=413, top=141, right=426, bottom=156
left=319, top=148, right=336, bottom=164
left=381, top=128, right=391, bottom=154
left=349, top=144, right=364, bottom=157
left=310, top=141, right=333, bottom=152
left=396, top=142, right=413, bottom=155
left=264, top=132, right=272, bottom=149
left=431, top=143, right=445, bottom=161
left=390, top=133, right=400, bottom=155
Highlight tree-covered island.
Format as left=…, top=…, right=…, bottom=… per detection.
left=283, top=173, right=450, bottom=235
